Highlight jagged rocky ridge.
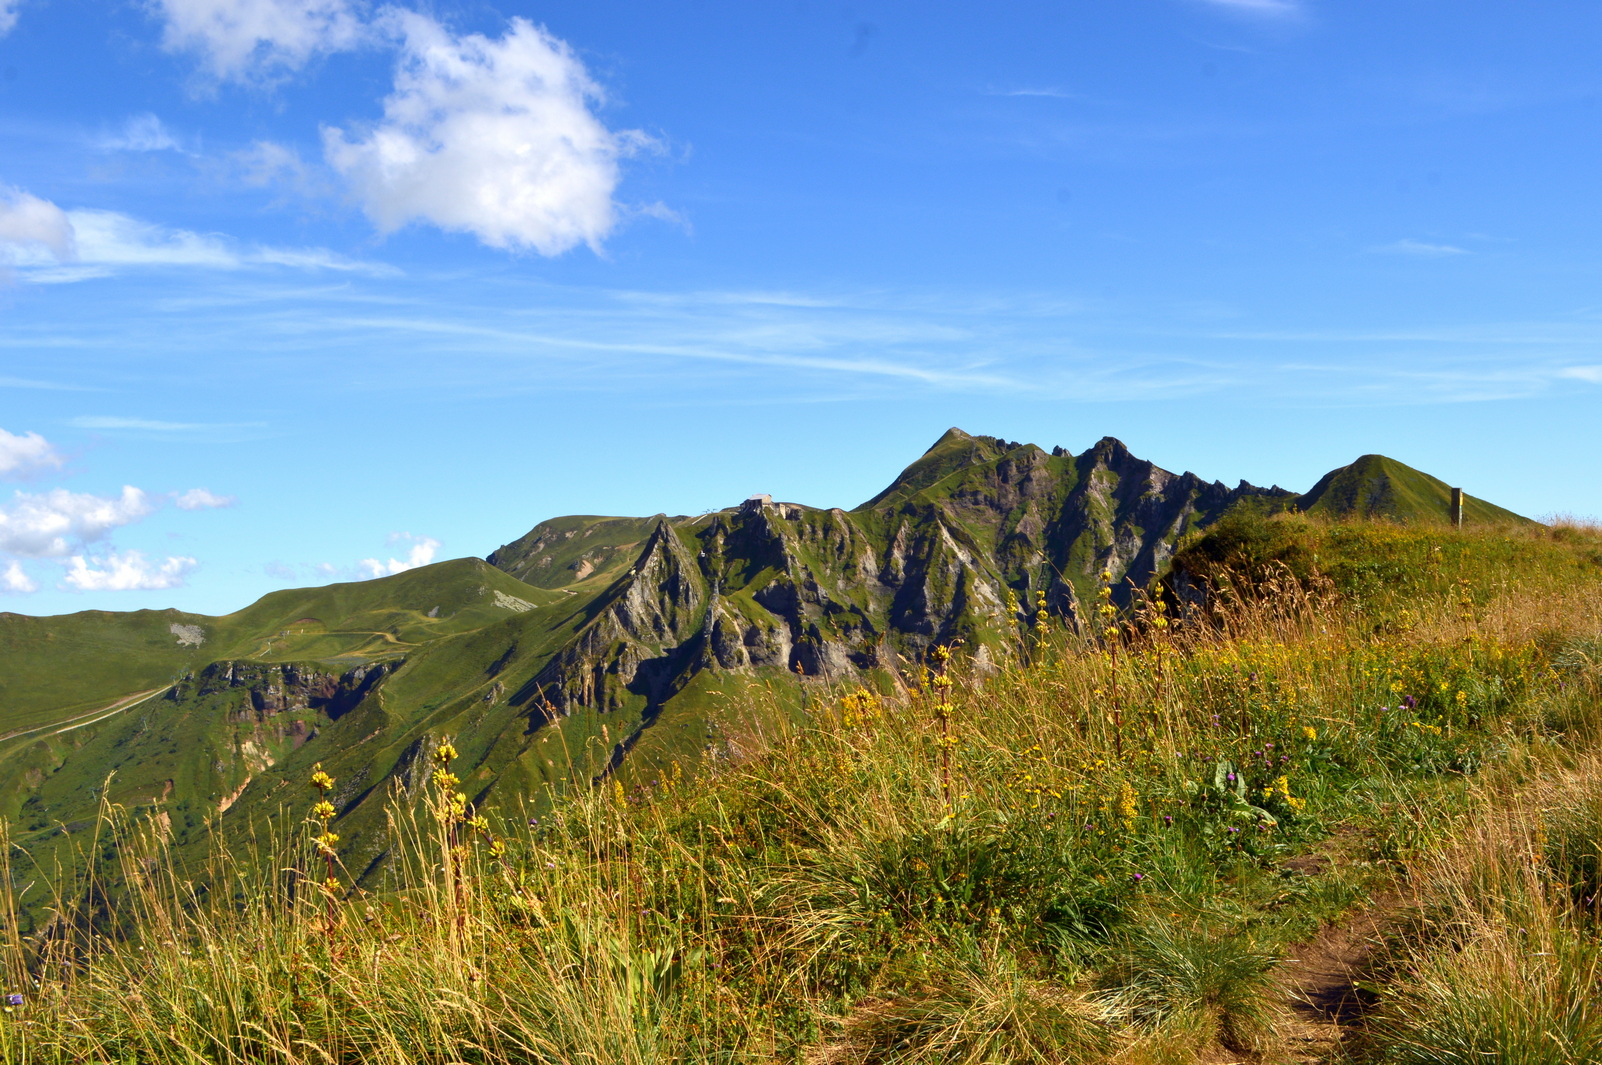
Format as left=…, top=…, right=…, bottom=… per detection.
left=485, top=429, right=1289, bottom=723
left=1, top=428, right=1523, bottom=904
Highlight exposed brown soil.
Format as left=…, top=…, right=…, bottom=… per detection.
left=1273, top=895, right=1401, bottom=1063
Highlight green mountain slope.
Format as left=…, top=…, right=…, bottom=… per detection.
left=1298, top=453, right=1530, bottom=525
left=0, top=431, right=1532, bottom=924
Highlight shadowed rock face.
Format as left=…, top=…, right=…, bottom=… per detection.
left=486, top=429, right=1292, bottom=742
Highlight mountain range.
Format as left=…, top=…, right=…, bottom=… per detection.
left=0, top=429, right=1527, bottom=907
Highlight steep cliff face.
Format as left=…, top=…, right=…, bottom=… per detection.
left=170, top=660, right=394, bottom=720
left=478, top=429, right=1293, bottom=752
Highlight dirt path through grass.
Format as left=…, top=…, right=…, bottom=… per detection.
left=0, top=686, right=167, bottom=742
left=1275, top=896, right=1400, bottom=1062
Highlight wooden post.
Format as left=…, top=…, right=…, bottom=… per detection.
left=1450, top=487, right=1463, bottom=529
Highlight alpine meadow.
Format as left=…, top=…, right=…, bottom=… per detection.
left=6, top=1, right=1602, bottom=1063
left=4, top=429, right=1602, bottom=1063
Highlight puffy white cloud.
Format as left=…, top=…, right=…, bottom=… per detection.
left=0, top=186, right=74, bottom=264
left=360, top=533, right=440, bottom=577
left=98, top=114, right=181, bottom=153
left=0, top=0, right=19, bottom=36
left=0, top=486, right=155, bottom=558
left=323, top=12, right=647, bottom=255
left=153, top=0, right=366, bottom=82
left=61, top=550, right=196, bottom=591
left=173, top=487, right=236, bottom=509
left=1, top=561, right=37, bottom=594
left=0, top=428, right=65, bottom=479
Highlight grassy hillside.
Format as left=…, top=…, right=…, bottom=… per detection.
left=0, top=432, right=1547, bottom=952
left=8, top=514, right=1602, bottom=1064
left=1297, top=453, right=1528, bottom=525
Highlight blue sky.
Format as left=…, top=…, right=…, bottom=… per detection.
left=1, top=0, right=1600, bottom=615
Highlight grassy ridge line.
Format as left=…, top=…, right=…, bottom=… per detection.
left=3, top=516, right=1599, bottom=1064
left=0, top=558, right=558, bottom=733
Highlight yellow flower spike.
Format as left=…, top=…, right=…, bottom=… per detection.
left=1303, top=725, right=1318, bottom=742
left=432, top=769, right=460, bottom=791
left=311, top=800, right=336, bottom=821
left=322, top=876, right=342, bottom=895
left=309, top=766, right=334, bottom=793
left=433, top=743, right=458, bottom=766
left=488, top=838, right=506, bottom=859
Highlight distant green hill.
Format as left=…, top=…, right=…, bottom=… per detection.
left=1298, top=453, right=1529, bottom=525
left=0, top=431, right=1532, bottom=926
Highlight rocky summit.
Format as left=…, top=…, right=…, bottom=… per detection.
left=0, top=429, right=1526, bottom=900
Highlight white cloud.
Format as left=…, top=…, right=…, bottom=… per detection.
left=0, top=0, right=19, bottom=36
left=99, top=114, right=181, bottom=153
left=1, top=185, right=393, bottom=281
left=360, top=532, right=440, bottom=577
left=173, top=487, right=236, bottom=509
left=154, top=0, right=366, bottom=82
left=0, top=428, right=65, bottom=479
left=323, top=12, right=649, bottom=255
left=1372, top=239, right=1468, bottom=257
left=0, top=485, right=155, bottom=558
left=1560, top=366, right=1602, bottom=384
left=70, top=209, right=239, bottom=268
left=1, top=561, right=37, bottom=594
left=230, top=139, right=333, bottom=200
left=0, top=186, right=74, bottom=264
left=69, top=416, right=268, bottom=431
left=61, top=550, right=196, bottom=591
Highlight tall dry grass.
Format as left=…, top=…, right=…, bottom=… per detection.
left=2, top=519, right=1601, bottom=1063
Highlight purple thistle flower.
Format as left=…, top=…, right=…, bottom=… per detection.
left=1227, top=772, right=1236, bottom=782
left=1133, top=872, right=1144, bottom=881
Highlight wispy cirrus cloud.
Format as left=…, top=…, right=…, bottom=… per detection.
left=96, top=113, right=183, bottom=153
left=173, top=488, right=236, bottom=510
left=0, top=184, right=397, bottom=283
left=1372, top=238, right=1469, bottom=257
left=1195, top=0, right=1301, bottom=16
left=983, top=86, right=1076, bottom=99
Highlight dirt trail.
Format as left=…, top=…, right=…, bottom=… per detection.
left=1274, top=893, right=1401, bottom=1063
left=0, top=687, right=167, bottom=742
